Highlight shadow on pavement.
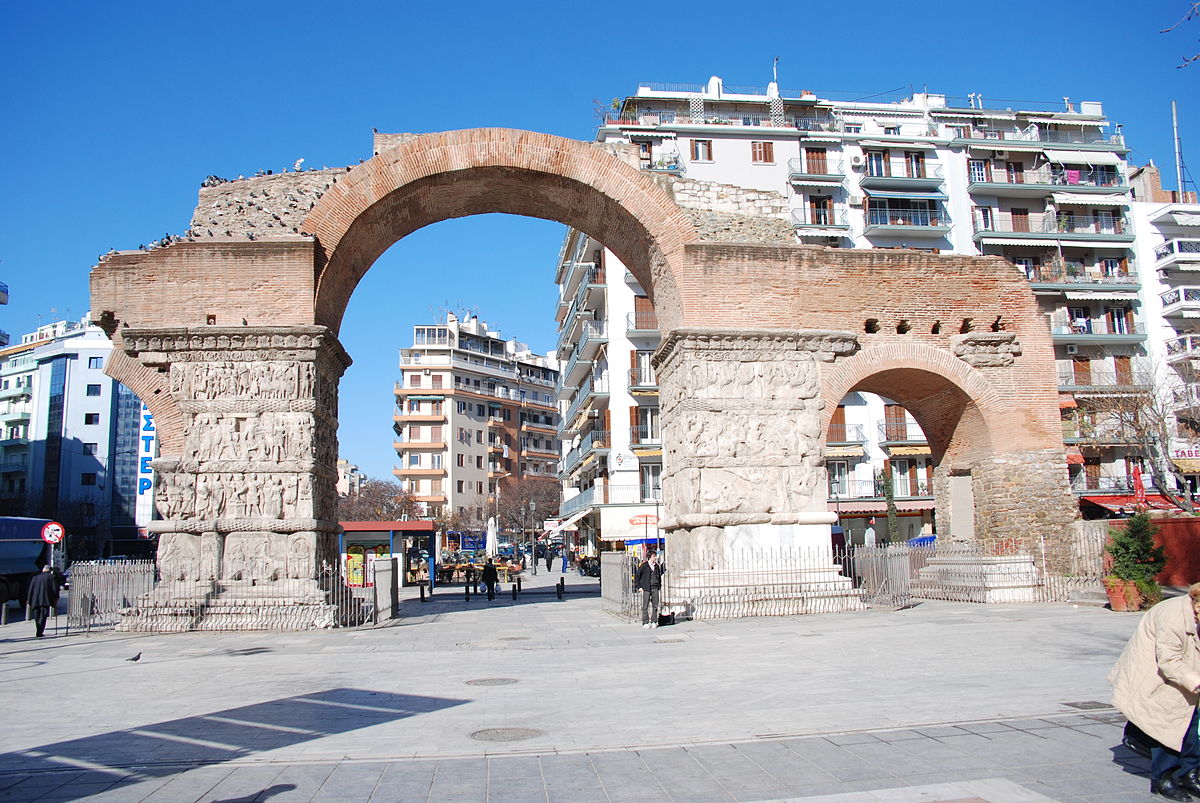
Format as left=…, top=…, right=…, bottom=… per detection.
left=0, top=688, right=468, bottom=801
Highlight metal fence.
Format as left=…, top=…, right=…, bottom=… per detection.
left=66, top=560, right=377, bottom=632
left=67, top=560, right=157, bottom=632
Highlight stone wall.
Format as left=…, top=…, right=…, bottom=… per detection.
left=189, top=170, right=349, bottom=240
left=683, top=210, right=795, bottom=244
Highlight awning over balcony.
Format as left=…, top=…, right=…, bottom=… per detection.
left=888, top=445, right=931, bottom=455
left=1172, top=459, right=1200, bottom=474
left=863, top=188, right=948, bottom=201
left=825, top=445, right=864, bottom=458
left=1044, top=150, right=1121, bottom=165
left=858, top=140, right=938, bottom=149
left=1066, top=451, right=1085, bottom=465
left=1081, top=494, right=1182, bottom=512
left=978, top=236, right=1053, bottom=247
left=969, top=141, right=1047, bottom=153
left=545, top=508, right=589, bottom=538
left=1051, top=192, right=1129, bottom=207
left=1063, top=290, right=1139, bottom=302
left=407, top=395, right=445, bottom=400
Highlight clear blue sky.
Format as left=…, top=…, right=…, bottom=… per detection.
left=2, top=1, right=1197, bottom=480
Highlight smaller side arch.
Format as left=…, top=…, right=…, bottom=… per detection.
left=104, top=347, right=185, bottom=457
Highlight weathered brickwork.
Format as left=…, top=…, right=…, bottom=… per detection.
left=87, top=127, right=1082, bottom=627
left=189, top=170, right=347, bottom=240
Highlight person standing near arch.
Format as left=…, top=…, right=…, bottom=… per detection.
left=27, top=566, right=59, bottom=639
left=481, top=559, right=498, bottom=602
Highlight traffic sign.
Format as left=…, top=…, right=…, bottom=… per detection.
left=41, top=521, right=65, bottom=544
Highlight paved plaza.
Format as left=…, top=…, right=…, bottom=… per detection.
left=0, top=570, right=1168, bottom=801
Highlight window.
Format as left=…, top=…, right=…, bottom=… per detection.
left=456, top=401, right=467, bottom=414
left=828, top=461, right=849, bottom=495
left=84, top=413, right=100, bottom=425
left=83, top=442, right=98, bottom=456
left=476, top=481, right=484, bottom=494
left=457, top=454, right=465, bottom=467
left=409, top=375, right=421, bottom=388
left=476, top=404, right=485, bottom=416
left=408, top=453, right=420, bottom=467
left=1010, top=208, right=1029, bottom=233
left=844, top=123, right=862, bottom=134
left=456, top=480, right=464, bottom=493
left=975, top=206, right=994, bottom=230
left=430, top=375, right=443, bottom=389
left=476, top=430, right=483, bottom=444
left=476, top=455, right=483, bottom=469
left=81, top=473, right=97, bottom=486
left=751, top=141, right=774, bottom=164
left=865, top=150, right=887, bottom=177
left=641, top=464, right=662, bottom=499
left=408, top=425, right=421, bottom=440
left=431, top=454, right=443, bottom=469
left=884, top=126, right=900, bottom=136
left=430, top=425, right=442, bottom=442
left=805, top=147, right=828, bottom=174
left=408, top=400, right=421, bottom=413
left=1106, top=305, right=1133, bottom=335
left=88, top=357, right=103, bottom=369
left=904, top=151, right=924, bottom=178
left=430, top=479, right=442, bottom=494
left=503, top=408, right=511, bottom=421
left=1101, top=258, right=1124, bottom=277
left=691, top=139, right=713, bottom=161
left=80, top=502, right=95, bottom=518
left=810, top=196, right=833, bottom=226
left=968, top=159, right=991, bottom=184
left=85, top=384, right=102, bottom=397
left=1006, top=161, right=1024, bottom=184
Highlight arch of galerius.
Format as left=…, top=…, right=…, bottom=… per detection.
left=88, top=129, right=1076, bottom=629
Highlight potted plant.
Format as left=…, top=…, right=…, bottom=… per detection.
left=1104, top=512, right=1166, bottom=611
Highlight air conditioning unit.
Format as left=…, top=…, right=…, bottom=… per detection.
left=848, top=195, right=865, bottom=207
left=1065, top=344, right=1079, bottom=355
left=850, top=155, right=865, bottom=169
left=588, top=409, right=601, bottom=419
left=993, top=151, right=1007, bottom=160
left=422, top=369, right=431, bottom=375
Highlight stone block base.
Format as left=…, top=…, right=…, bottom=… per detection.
left=912, top=553, right=1040, bottom=603
left=667, top=566, right=864, bottom=620
left=119, top=579, right=337, bottom=631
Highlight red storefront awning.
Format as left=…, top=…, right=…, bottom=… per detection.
left=1080, top=494, right=1182, bottom=512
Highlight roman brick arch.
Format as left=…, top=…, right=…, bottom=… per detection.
left=302, top=128, right=697, bottom=334
left=104, top=346, right=184, bottom=455
left=821, top=342, right=1016, bottom=465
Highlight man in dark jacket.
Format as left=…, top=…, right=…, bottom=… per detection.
left=481, top=559, right=499, bottom=601
left=635, top=550, right=665, bottom=629
left=27, top=565, right=60, bottom=638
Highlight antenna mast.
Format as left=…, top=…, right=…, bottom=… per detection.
left=1173, top=100, right=1185, bottom=200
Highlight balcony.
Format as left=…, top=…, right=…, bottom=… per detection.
left=1057, top=369, right=1149, bottom=393
left=828, top=423, right=866, bottom=444
left=1022, top=261, right=1137, bottom=287
left=0, top=385, right=31, bottom=401
left=828, top=477, right=933, bottom=501
left=626, top=311, right=659, bottom=334
left=1166, top=334, right=1200, bottom=364
left=562, top=429, right=610, bottom=475
left=393, top=439, right=446, bottom=452
left=1161, top=286, right=1200, bottom=319
left=392, top=467, right=447, bottom=478
left=859, top=162, right=945, bottom=191
left=0, top=461, right=27, bottom=474
left=392, top=407, right=446, bottom=424
left=864, top=206, right=951, bottom=237
left=559, top=483, right=661, bottom=518
left=1156, top=239, right=1200, bottom=272
left=0, top=281, right=7, bottom=305
left=520, top=420, right=557, bottom=435
left=877, top=419, right=927, bottom=445
left=0, top=330, right=7, bottom=347
left=0, top=437, right=30, bottom=448
left=967, top=166, right=1127, bottom=194
left=563, top=377, right=610, bottom=428
left=790, top=207, right=850, bottom=231
left=628, top=367, right=658, bottom=391
left=0, top=409, right=31, bottom=425
left=953, top=127, right=1124, bottom=148
left=973, top=213, right=1133, bottom=244
left=787, top=157, right=844, bottom=183
left=630, top=425, right=661, bottom=447
left=1049, top=315, right=1145, bottom=341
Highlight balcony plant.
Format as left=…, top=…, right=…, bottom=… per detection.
left=1103, top=512, right=1166, bottom=611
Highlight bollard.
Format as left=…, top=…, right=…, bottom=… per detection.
left=516, top=577, right=521, bottom=593
left=511, top=584, right=518, bottom=600
left=556, top=578, right=564, bottom=599
left=1, top=603, right=6, bottom=626
left=420, top=583, right=426, bottom=602
left=465, top=582, right=471, bottom=602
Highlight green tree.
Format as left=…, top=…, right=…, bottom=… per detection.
left=1107, top=512, right=1167, bottom=603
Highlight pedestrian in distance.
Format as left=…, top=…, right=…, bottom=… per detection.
left=635, top=549, right=665, bottom=629
left=546, top=549, right=553, bottom=574
left=1110, top=582, right=1200, bottom=800
left=27, top=565, right=59, bottom=639
left=481, top=559, right=498, bottom=602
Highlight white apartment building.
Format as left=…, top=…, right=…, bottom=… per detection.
left=394, top=313, right=559, bottom=524
left=558, top=75, right=1157, bottom=544
left=0, top=318, right=158, bottom=557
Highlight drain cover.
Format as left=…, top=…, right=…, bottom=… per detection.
left=654, top=638, right=686, bottom=644
left=499, top=636, right=530, bottom=641
left=470, top=727, right=543, bottom=742
left=1062, top=700, right=1112, bottom=710
left=465, top=678, right=519, bottom=686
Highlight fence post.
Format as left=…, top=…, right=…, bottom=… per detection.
left=557, top=578, right=564, bottom=599
left=511, top=584, right=518, bottom=600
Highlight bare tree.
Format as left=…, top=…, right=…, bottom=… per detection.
left=494, top=478, right=561, bottom=537
left=1072, top=362, right=1197, bottom=511
left=337, top=478, right=420, bottom=522
left=1162, top=2, right=1200, bottom=67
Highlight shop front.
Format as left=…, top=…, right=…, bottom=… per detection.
left=339, top=520, right=438, bottom=588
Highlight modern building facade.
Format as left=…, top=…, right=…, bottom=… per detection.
left=0, top=318, right=158, bottom=557
left=558, top=75, right=1163, bottom=542
left=394, top=313, right=559, bottom=523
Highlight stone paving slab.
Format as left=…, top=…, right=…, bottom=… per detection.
left=0, top=591, right=1164, bottom=800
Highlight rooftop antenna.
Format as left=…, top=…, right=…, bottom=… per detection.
left=772, top=57, right=778, bottom=84
left=1173, top=100, right=1186, bottom=201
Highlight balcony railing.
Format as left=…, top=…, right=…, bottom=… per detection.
left=563, top=376, right=610, bottom=425
left=827, top=424, right=866, bottom=443
left=1050, top=316, right=1144, bottom=336
left=957, top=127, right=1123, bottom=147
left=787, top=157, right=843, bottom=178
left=1022, top=261, right=1136, bottom=285
left=1057, top=370, right=1149, bottom=390
left=626, top=311, right=659, bottom=333
left=1161, top=287, right=1200, bottom=317
left=828, top=478, right=933, bottom=500
left=559, top=483, right=662, bottom=518
left=1157, top=239, right=1200, bottom=263
left=562, top=429, right=610, bottom=474
left=628, top=367, right=658, bottom=388
left=863, top=162, right=945, bottom=182
left=974, top=213, right=1130, bottom=237
left=865, top=208, right=949, bottom=228
left=878, top=419, right=926, bottom=442
left=1070, top=476, right=1159, bottom=494
left=1166, top=334, right=1200, bottom=362
left=791, top=208, right=850, bottom=228
left=630, top=425, right=661, bottom=446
